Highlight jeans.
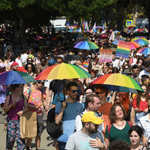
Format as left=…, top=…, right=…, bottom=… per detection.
left=58, top=141, right=66, bottom=150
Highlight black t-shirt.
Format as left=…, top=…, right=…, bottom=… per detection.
left=49, top=80, right=64, bottom=97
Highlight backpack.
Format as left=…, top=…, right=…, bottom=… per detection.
left=107, top=121, right=132, bottom=138
left=46, top=103, right=63, bottom=139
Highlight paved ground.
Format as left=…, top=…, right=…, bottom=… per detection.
left=0, top=107, right=55, bottom=150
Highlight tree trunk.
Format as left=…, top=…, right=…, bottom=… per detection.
left=133, top=1, right=138, bottom=26
left=18, top=10, right=28, bottom=49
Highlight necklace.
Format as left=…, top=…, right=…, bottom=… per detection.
left=116, top=121, right=124, bottom=127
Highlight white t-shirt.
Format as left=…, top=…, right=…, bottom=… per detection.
left=65, top=130, right=105, bottom=150
left=139, top=70, right=150, bottom=79
left=112, top=59, right=119, bottom=68
left=75, top=110, right=104, bottom=132
left=21, top=54, right=28, bottom=64
left=15, top=58, right=22, bottom=67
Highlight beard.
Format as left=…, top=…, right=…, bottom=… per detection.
left=88, top=125, right=98, bottom=134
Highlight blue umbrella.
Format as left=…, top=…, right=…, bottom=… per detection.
left=0, top=71, right=34, bottom=85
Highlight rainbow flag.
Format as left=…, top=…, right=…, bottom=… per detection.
left=83, top=62, right=89, bottom=68
left=116, top=41, right=131, bottom=58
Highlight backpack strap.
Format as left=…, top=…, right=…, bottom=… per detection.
left=127, top=121, right=132, bottom=127
left=107, top=123, right=112, bottom=134
left=107, top=123, right=112, bottom=139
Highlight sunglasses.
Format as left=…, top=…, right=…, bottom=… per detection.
left=89, top=122, right=99, bottom=128
left=71, top=90, right=79, bottom=93
left=95, top=92, right=103, bottom=95
left=27, top=67, right=32, bottom=69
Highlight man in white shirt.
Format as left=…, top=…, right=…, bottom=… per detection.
left=112, top=52, right=119, bottom=69
left=139, top=101, right=150, bottom=147
left=139, top=62, right=150, bottom=84
left=75, top=94, right=104, bottom=132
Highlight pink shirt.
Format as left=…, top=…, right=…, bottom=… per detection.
left=24, top=87, right=43, bottom=115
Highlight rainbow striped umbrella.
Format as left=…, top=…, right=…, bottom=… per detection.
left=137, top=47, right=150, bottom=55
left=129, top=42, right=140, bottom=50
left=35, top=63, right=92, bottom=80
left=131, top=37, right=148, bottom=46
left=74, top=41, right=99, bottom=50
left=90, top=73, right=143, bottom=93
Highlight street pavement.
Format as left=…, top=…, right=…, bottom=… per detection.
left=0, top=107, right=55, bottom=150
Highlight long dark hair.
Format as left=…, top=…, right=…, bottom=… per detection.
left=136, top=84, right=149, bottom=107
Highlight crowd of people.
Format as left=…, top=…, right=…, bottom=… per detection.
left=0, top=30, right=150, bottom=150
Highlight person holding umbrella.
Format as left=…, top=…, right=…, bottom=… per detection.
left=4, top=84, right=28, bottom=150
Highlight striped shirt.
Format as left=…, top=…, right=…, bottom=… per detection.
left=139, top=114, right=150, bottom=142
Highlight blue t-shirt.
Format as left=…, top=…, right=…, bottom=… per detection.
left=55, top=101, right=83, bottom=142
left=52, top=92, right=66, bottom=105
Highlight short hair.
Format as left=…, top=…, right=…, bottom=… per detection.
left=57, top=56, right=63, bottom=61
left=109, top=104, right=127, bottom=123
left=40, top=57, right=46, bottom=61
left=66, top=81, right=78, bottom=91
left=132, top=65, right=138, bottom=70
left=84, top=87, right=95, bottom=93
left=128, top=125, right=143, bottom=138
left=141, top=75, right=149, bottom=83
left=96, top=85, right=108, bottom=96
left=144, top=61, right=149, bottom=68
left=84, top=94, right=99, bottom=109
left=109, top=140, right=130, bottom=150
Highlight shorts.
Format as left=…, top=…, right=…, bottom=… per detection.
left=37, top=114, right=44, bottom=136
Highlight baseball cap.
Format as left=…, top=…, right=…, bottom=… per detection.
left=11, top=62, right=19, bottom=67
left=17, top=66, right=27, bottom=73
left=81, top=111, right=104, bottom=125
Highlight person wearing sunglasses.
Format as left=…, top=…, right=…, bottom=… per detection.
left=139, top=62, right=150, bottom=84
left=4, top=84, right=28, bottom=150
left=55, top=81, right=83, bottom=150
left=95, top=86, right=113, bottom=135
left=66, top=111, right=106, bottom=150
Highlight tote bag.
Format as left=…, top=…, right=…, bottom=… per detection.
left=20, top=111, right=37, bottom=139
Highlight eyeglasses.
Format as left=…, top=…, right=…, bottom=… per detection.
left=71, top=90, right=79, bottom=93
left=95, top=92, right=103, bottom=95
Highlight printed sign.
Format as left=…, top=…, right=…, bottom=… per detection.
left=116, top=41, right=131, bottom=58
left=99, top=49, right=112, bottom=63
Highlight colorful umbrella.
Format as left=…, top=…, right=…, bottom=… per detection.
left=74, top=41, right=99, bottom=50
left=0, top=71, right=34, bottom=85
left=90, top=73, right=143, bottom=93
left=35, top=63, right=92, bottom=80
left=131, top=37, right=149, bottom=46
left=129, top=42, right=140, bottom=50
left=137, top=47, right=150, bottom=55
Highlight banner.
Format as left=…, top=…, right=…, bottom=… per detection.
left=116, top=41, right=131, bottom=58
left=99, top=49, right=112, bottom=63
